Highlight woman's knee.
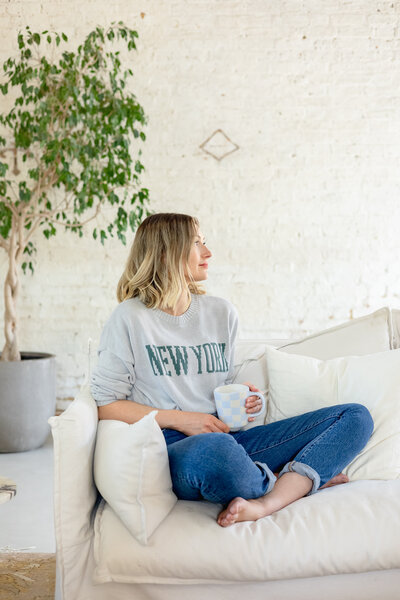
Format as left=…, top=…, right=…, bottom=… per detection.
left=343, top=403, right=374, bottom=443
left=168, top=433, right=249, bottom=501
left=168, top=433, right=271, bottom=502
left=168, top=433, right=238, bottom=477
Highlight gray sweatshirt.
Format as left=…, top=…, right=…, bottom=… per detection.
left=90, top=294, right=239, bottom=414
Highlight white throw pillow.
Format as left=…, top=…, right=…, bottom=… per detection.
left=232, top=307, right=394, bottom=431
left=94, top=411, right=177, bottom=545
left=265, top=345, right=400, bottom=480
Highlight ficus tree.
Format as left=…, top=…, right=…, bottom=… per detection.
left=0, top=23, right=150, bottom=361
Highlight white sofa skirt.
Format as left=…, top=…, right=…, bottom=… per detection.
left=60, top=539, right=400, bottom=600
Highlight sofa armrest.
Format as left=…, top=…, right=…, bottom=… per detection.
left=49, top=385, right=99, bottom=554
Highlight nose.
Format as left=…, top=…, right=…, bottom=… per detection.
left=203, top=245, right=212, bottom=258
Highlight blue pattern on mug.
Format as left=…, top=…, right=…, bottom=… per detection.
left=214, top=384, right=266, bottom=431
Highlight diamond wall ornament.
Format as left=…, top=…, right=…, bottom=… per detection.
left=200, top=129, right=239, bottom=161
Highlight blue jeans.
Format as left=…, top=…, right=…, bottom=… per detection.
left=163, top=403, right=373, bottom=504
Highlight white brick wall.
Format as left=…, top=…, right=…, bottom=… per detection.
left=1, top=0, right=400, bottom=399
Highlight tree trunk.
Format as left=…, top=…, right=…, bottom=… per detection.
left=1, top=242, right=21, bottom=361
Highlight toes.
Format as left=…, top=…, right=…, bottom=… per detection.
left=218, top=514, right=234, bottom=527
left=334, top=473, right=349, bottom=484
left=218, top=498, right=243, bottom=527
left=321, top=473, right=350, bottom=489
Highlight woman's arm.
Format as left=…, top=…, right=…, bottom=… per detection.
left=98, top=400, right=230, bottom=435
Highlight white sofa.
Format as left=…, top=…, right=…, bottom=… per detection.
left=50, top=307, right=400, bottom=600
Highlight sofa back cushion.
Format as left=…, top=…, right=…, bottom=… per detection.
left=392, top=308, right=400, bottom=349
left=279, top=307, right=393, bottom=359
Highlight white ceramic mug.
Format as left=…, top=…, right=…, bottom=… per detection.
left=213, top=384, right=266, bottom=431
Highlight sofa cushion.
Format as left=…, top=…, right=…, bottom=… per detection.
left=278, top=307, right=393, bottom=359
left=392, top=308, right=400, bottom=349
left=94, top=412, right=177, bottom=546
left=265, top=345, right=400, bottom=480
left=93, top=479, right=400, bottom=584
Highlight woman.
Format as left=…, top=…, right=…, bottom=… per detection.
left=91, top=212, right=373, bottom=527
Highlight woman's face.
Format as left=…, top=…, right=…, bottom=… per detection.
left=185, top=228, right=212, bottom=282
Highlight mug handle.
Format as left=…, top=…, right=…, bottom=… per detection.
left=245, top=391, right=266, bottom=417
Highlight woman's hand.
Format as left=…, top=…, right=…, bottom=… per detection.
left=174, top=411, right=230, bottom=436
left=243, top=382, right=264, bottom=422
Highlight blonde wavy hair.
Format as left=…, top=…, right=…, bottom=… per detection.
left=117, top=212, right=206, bottom=308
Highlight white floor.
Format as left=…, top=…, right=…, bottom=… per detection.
left=0, top=432, right=55, bottom=553
left=0, top=432, right=61, bottom=598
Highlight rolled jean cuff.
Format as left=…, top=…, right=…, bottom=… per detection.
left=279, top=461, right=320, bottom=495
left=254, top=461, right=277, bottom=494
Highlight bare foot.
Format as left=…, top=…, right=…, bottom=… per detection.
left=217, top=497, right=273, bottom=527
left=320, top=473, right=349, bottom=489
left=217, top=472, right=315, bottom=527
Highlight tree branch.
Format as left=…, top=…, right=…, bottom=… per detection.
left=2, top=189, right=20, bottom=219
left=36, top=201, right=102, bottom=229
left=15, top=206, right=28, bottom=264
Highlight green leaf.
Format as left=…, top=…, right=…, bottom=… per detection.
left=134, top=160, right=144, bottom=174
left=42, top=222, right=57, bottom=239
left=61, top=32, right=68, bottom=41
left=22, top=259, right=35, bottom=274
left=32, top=33, right=41, bottom=44
left=28, top=168, right=39, bottom=181
left=23, top=241, right=36, bottom=256
left=0, top=202, right=12, bottom=238
left=0, top=161, right=8, bottom=177
left=18, top=182, right=31, bottom=203
left=117, top=231, right=126, bottom=244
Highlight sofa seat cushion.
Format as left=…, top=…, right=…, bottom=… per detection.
left=93, top=480, right=400, bottom=585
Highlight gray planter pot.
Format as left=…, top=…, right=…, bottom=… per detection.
left=0, top=352, right=56, bottom=452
